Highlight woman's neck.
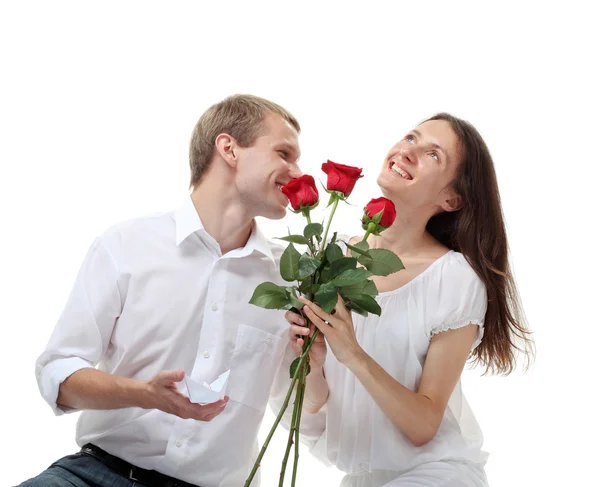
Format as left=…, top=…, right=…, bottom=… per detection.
left=368, top=209, right=445, bottom=257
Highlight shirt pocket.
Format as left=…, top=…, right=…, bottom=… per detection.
left=227, top=323, right=286, bottom=412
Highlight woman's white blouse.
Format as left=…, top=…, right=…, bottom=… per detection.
left=313, top=249, right=488, bottom=474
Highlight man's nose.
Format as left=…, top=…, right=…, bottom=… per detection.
left=289, top=162, right=303, bottom=178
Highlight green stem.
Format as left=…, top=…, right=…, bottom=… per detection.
left=244, top=331, right=319, bottom=487
left=291, top=369, right=306, bottom=487
left=279, top=384, right=300, bottom=486
left=319, top=196, right=340, bottom=253
left=362, top=222, right=377, bottom=241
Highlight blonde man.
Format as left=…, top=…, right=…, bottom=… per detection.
left=20, top=95, right=302, bottom=487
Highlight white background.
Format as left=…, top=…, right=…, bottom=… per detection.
left=1, top=1, right=598, bottom=486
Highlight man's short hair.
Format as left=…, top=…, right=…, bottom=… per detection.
left=189, top=94, right=300, bottom=187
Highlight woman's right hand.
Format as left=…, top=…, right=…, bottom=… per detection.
left=285, top=310, right=327, bottom=369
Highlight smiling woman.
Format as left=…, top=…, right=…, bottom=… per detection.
left=278, top=112, right=534, bottom=487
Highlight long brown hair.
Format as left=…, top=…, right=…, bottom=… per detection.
left=424, top=113, right=534, bottom=374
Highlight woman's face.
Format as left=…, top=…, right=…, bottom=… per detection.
left=377, top=119, right=463, bottom=215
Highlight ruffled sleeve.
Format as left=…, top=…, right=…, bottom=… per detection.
left=426, top=252, right=488, bottom=351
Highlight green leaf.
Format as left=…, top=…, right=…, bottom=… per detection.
left=285, top=287, right=304, bottom=309
left=329, top=257, right=358, bottom=277
left=289, top=357, right=311, bottom=378
left=345, top=240, right=370, bottom=257
left=339, top=279, right=378, bottom=298
left=289, top=357, right=300, bottom=378
left=361, top=279, right=378, bottom=296
left=249, top=282, right=290, bottom=309
left=325, top=243, right=344, bottom=263
left=351, top=294, right=382, bottom=316
left=280, top=243, right=301, bottom=282
left=346, top=301, right=369, bottom=316
left=298, top=254, right=321, bottom=280
left=330, top=268, right=373, bottom=287
left=358, top=248, right=405, bottom=276
left=314, top=281, right=338, bottom=313
left=320, top=266, right=331, bottom=282
left=277, top=235, right=309, bottom=245
left=304, top=223, right=323, bottom=241
left=299, top=279, right=312, bottom=295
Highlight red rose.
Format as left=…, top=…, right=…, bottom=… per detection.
left=363, top=197, right=396, bottom=229
left=321, top=160, right=363, bottom=197
left=281, top=175, right=319, bottom=211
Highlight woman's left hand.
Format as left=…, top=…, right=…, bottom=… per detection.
left=299, top=294, right=366, bottom=367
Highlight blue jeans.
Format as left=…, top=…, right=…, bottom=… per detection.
left=17, top=451, right=137, bottom=487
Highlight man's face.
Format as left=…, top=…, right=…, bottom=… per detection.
left=234, top=113, right=302, bottom=219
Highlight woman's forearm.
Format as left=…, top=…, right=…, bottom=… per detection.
left=301, top=364, right=329, bottom=414
left=347, top=352, right=441, bottom=446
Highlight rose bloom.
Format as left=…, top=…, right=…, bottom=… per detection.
left=281, top=175, right=319, bottom=210
left=321, top=160, right=363, bottom=197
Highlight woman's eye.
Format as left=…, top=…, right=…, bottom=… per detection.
left=430, top=152, right=439, bottom=161
left=278, top=151, right=288, bottom=158
left=405, top=135, right=415, bottom=144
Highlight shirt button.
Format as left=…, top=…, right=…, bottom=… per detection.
left=265, top=337, right=272, bottom=345
left=175, top=440, right=182, bottom=447
left=203, top=350, right=210, bottom=358
left=211, top=303, right=218, bottom=311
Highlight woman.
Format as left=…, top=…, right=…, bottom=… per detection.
left=285, top=113, right=533, bottom=486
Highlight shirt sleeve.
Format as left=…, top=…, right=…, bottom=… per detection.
left=427, top=255, right=488, bottom=352
left=269, top=345, right=327, bottom=452
left=35, top=236, right=124, bottom=415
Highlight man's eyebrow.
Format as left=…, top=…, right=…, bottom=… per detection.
left=277, top=142, right=301, bottom=159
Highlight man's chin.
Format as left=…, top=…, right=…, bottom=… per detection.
left=257, top=205, right=287, bottom=221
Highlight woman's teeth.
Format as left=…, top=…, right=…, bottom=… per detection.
left=391, top=163, right=411, bottom=180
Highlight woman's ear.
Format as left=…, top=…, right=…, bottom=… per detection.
left=441, top=190, right=463, bottom=212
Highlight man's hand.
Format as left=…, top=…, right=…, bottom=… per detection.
left=142, top=370, right=229, bottom=421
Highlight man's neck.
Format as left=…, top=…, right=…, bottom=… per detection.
left=190, top=178, right=254, bottom=255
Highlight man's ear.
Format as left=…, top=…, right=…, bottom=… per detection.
left=214, top=133, right=238, bottom=168
left=441, top=189, right=463, bottom=213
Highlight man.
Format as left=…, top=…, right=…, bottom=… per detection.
left=21, top=94, right=302, bottom=486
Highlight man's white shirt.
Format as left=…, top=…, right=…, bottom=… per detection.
left=36, top=197, right=290, bottom=486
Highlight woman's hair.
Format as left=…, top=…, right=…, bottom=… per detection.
left=424, top=113, right=534, bottom=375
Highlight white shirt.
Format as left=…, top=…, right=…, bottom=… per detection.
left=35, top=197, right=290, bottom=487
left=286, top=248, right=488, bottom=482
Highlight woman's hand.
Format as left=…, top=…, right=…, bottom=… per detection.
left=299, top=295, right=366, bottom=367
left=285, top=309, right=327, bottom=369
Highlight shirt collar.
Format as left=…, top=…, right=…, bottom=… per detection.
left=174, top=197, right=275, bottom=264
left=174, top=196, right=204, bottom=246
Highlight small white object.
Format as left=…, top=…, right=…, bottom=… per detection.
left=184, top=369, right=230, bottom=405
left=211, top=303, right=218, bottom=311
left=175, top=440, right=182, bottom=447
left=203, top=350, right=210, bottom=358
left=265, top=337, right=272, bottom=345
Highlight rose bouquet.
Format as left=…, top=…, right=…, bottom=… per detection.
left=245, top=161, right=403, bottom=486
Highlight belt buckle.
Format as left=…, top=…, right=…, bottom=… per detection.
left=129, top=466, right=141, bottom=482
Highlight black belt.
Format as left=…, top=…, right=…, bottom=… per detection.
left=81, top=443, right=199, bottom=487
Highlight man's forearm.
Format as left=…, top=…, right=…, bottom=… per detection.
left=302, top=365, right=329, bottom=414
left=57, top=368, right=149, bottom=411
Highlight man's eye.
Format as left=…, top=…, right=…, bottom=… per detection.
left=405, top=135, right=415, bottom=144
left=430, top=152, right=439, bottom=161
left=278, top=151, right=289, bottom=158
